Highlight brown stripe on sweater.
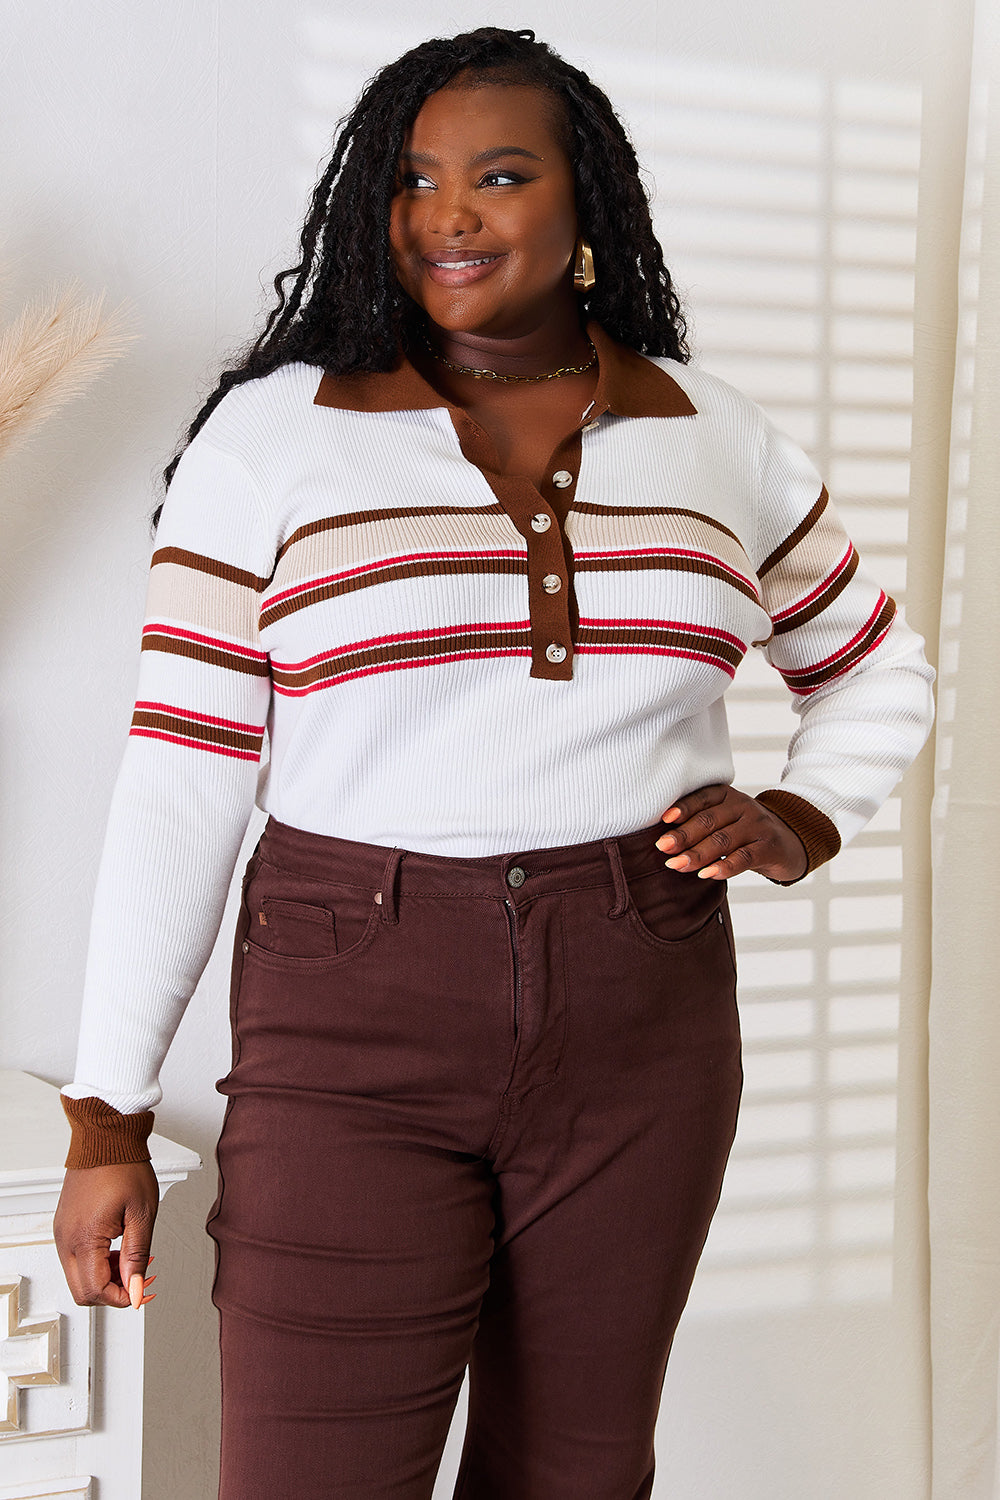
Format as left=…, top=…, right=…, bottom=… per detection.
left=261, top=554, right=528, bottom=629
left=130, top=709, right=265, bottom=753
left=152, top=546, right=271, bottom=592
left=264, top=546, right=760, bottom=633
left=271, top=626, right=533, bottom=691
left=783, top=597, right=897, bottom=690
left=771, top=549, right=859, bottom=636
left=574, top=551, right=760, bottom=603
left=275, top=502, right=507, bottom=563
left=757, top=489, right=829, bottom=578
left=570, top=500, right=742, bottom=545
left=140, top=631, right=270, bottom=676
left=576, top=622, right=744, bottom=670
left=271, top=616, right=744, bottom=694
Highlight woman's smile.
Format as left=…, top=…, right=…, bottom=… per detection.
left=389, top=80, right=582, bottom=353
left=422, top=250, right=507, bottom=286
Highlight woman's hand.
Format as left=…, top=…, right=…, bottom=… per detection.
left=656, top=784, right=808, bottom=883
left=53, top=1162, right=159, bottom=1310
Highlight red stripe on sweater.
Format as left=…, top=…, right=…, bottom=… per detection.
left=576, top=547, right=757, bottom=590
left=266, top=549, right=527, bottom=609
left=578, top=616, right=746, bottom=651
left=141, top=623, right=266, bottom=661
left=273, top=620, right=532, bottom=673
left=129, top=728, right=262, bottom=760
left=133, top=700, right=264, bottom=733
left=272, top=648, right=532, bottom=697
left=781, top=594, right=888, bottom=679
left=576, top=644, right=738, bottom=677
left=771, top=544, right=855, bottom=622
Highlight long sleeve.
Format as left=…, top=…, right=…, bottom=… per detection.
left=57, top=352, right=937, bottom=1164
left=749, top=418, right=934, bottom=873
left=61, top=425, right=273, bottom=1166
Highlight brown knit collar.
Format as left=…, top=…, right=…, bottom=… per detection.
left=312, top=320, right=697, bottom=420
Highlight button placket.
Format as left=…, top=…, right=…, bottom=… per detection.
left=525, top=502, right=573, bottom=678
left=448, top=409, right=580, bottom=680
left=526, top=434, right=584, bottom=679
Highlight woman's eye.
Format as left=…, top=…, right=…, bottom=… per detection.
left=398, top=171, right=435, bottom=190
left=479, top=170, right=526, bottom=188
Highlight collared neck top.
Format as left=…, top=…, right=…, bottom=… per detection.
left=60, top=323, right=934, bottom=1137
left=312, top=321, right=697, bottom=683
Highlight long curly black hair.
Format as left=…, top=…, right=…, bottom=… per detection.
left=160, top=26, right=688, bottom=504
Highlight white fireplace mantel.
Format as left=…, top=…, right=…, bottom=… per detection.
left=0, top=1070, right=201, bottom=1500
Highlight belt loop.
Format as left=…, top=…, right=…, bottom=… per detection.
left=604, top=839, right=629, bottom=919
left=378, top=848, right=402, bottom=925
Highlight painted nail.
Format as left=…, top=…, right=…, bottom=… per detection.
left=661, top=807, right=681, bottom=823
left=129, top=1273, right=145, bottom=1310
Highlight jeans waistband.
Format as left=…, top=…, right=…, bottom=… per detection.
left=256, top=817, right=673, bottom=908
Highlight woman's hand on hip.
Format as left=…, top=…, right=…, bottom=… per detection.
left=656, top=784, right=808, bottom=883
left=53, top=1162, right=159, bottom=1310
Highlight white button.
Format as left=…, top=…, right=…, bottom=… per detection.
left=552, top=470, right=574, bottom=488
left=542, top=574, right=562, bottom=594
left=545, top=643, right=567, bottom=663
left=530, top=513, right=552, bottom=532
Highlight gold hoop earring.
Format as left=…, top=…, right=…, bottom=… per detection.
left=573, top=238, right=596, bottom=291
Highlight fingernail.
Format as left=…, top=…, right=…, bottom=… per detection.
left=661, top=808, right=681, bottom=823
left=665, top=856, right=689, bottom=869
left=129, top=1272, right=145, bottom=1310
left=656, top=836, right=676, bottom=851
left=143, top=1275, right=157, bottom=1286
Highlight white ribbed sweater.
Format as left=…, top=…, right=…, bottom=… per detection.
left=62, top=338, right=934, bottom=1121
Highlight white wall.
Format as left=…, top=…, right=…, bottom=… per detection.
left=2, top=2, right=931, bottom=1496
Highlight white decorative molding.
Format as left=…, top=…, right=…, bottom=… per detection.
left=0, top=1279, right=60, bottom=1433
left=0, top=1479, right=92, bottom=1500
left=0, top=1071, right=200, bottom=1494
left=0, top=1244, right=91, bottom=1442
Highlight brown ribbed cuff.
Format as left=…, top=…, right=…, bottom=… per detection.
left=755, top=790, right=841, bottom=884
left=61, top=1095, right=154, bottom=1170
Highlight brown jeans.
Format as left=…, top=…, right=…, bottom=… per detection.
left=207, top=817, right=742, bottom=1500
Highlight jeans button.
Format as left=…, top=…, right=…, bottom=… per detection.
left=506, top=866, right=526, bottom=889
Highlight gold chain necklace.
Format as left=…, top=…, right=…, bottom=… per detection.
left=422, top=332, right=597, bottom=384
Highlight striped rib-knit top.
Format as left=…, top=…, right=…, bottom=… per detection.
left=60, top=322, right=934, bottom=1166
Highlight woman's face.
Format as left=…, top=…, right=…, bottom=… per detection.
left=389, top=81, right=580, bottom=340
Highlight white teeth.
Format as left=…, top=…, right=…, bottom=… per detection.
left=432, top=257, right=495, bottom=269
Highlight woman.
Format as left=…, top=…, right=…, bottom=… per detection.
left=53, top=27, right=934, bottom=1500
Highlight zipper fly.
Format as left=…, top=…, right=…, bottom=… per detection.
left=504, top=898, right=521, bottom=1037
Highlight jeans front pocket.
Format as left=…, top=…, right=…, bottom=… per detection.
left=242, top=856, right=382, bottom=969
left=624, top=864, right=728, bottom=952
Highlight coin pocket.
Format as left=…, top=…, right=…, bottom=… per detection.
left=254, top=897, right=337, bottom=958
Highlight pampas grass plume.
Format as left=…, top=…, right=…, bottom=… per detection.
left=0, top=283, right=134, bottom=462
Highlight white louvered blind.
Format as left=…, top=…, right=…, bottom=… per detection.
left=294, top=21, right=921, bottom=1320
